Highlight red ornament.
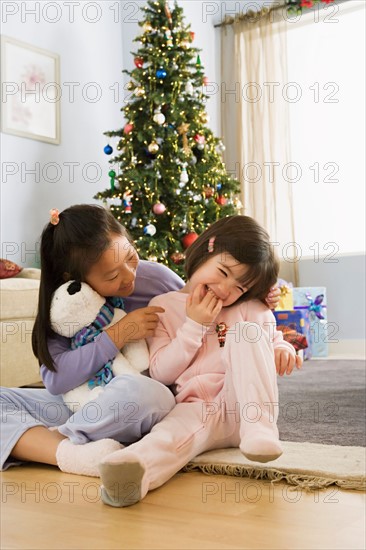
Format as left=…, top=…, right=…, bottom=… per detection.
left=190, top=31, right=195, bottom=41
left=182, top=232, right=198, bottom=249
left=123, top=123, right=134, bottom=134
left=321, top=0, right=334, bottom=3
left=134, top=57, right=144, bottom=69
left=215, top=196, right=227, bottom=206
left=203, top=76, right=209, bottom=86
left=194, top=134, right=205, bottom=144
left=300, top=0, right=313, bottom=7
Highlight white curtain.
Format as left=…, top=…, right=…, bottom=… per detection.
left=221, top=11, right=298, bottom=284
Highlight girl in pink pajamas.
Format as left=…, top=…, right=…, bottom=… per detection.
left=99, top=216, right=302, bottom=507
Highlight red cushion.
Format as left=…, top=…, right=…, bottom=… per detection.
left=0, top=259, right=23, bottom=279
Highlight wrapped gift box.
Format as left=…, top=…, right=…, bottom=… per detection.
left=274, top=309, right=312, bottom=360
left=292, top=287, right=328, bottom=357
left=275, top=278, right=294, bottom=311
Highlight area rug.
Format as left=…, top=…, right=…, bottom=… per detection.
left=276, top=359, right=366, bottom=446
left=184, top=441, right=366, bottom=491
left=184, top=360, right=366, bottom=491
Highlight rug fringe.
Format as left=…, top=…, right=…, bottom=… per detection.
left=182, top=463, right=366, bottom=492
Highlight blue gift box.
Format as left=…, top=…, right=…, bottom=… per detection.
left=292, top=287, right=328, bottom=357
left=274, top=309, right=312, bottom=360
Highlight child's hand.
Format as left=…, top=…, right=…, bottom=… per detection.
left=265, top=285, right=281, bottom=310
left=105, top=306, right=165, bottom=347
left=274, top=348, right=303, bottom=376
left=186, top=284, right=223, bottom=325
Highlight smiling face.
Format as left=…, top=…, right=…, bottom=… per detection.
left=85, top=234, right=139, bottom=298
left=183, top=253, right=250, bottom=307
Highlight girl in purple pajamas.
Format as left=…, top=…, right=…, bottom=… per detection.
left=1, top=205, right=181, bottom=476
left=1, top=207, right=281, bottom=478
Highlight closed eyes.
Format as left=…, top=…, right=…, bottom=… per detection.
left=218, top=267, right=245, bottom=293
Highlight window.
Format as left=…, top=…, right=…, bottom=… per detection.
left=287, top=1, right=365, bottom=256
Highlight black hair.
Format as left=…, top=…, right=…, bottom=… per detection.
left=184, top=215, right=279, bottom=305
left=32, top=204, right=132, bottom=371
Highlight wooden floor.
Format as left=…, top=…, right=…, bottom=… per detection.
left=1, top=465, right=365, bottom=550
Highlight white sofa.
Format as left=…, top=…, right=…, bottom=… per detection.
left=0, top=268, right=42, bottom=387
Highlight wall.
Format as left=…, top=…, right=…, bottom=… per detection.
left=1, top=1, right=125, bottom=267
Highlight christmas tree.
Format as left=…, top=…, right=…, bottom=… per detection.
left=95, top=0, right=241, bottom=278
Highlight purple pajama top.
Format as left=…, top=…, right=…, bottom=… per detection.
left=41, top=261, right=184, bottom=395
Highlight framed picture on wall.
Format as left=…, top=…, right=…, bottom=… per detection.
left=0, top=36, right=60, bottom=144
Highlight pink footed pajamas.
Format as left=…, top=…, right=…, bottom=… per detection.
left=99, top=292, right=295, bottom=506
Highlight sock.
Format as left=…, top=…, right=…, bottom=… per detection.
left=240, top=431, right=283, bottom=463
left=56, top=438, right=124, bottom=477
left=99, top=450, right=148, bottom=507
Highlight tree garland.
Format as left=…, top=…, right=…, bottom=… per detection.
left=286, top=0, right=335, bottom=16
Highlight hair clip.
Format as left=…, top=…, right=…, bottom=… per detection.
left=208, top=236, right=216, bottom=253
left=50, top=208, right=60, bottom=226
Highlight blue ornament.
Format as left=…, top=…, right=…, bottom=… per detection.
left=156, top=68, right=167, bottom=79
left=104, top=144, right=113, bottom=155
left=217, top=183, right=223, bottom=191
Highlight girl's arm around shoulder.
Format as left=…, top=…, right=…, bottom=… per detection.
left=147, top=293, right=209, bottom=385
left=41, top=331, right=119, bottom=395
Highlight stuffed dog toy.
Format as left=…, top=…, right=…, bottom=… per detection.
left=50, top=280, right=149, bottom=410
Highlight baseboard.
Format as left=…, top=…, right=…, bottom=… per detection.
left=314, top=339, right=366, bottom=361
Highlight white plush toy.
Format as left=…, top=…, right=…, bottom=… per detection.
left=50, top=280, right=149, bottom=411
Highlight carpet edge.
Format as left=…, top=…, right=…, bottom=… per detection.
left=182, top=462, right=366, bottom=492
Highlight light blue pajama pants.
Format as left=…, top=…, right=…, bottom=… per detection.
left=0, top=374, right=175, bottom=470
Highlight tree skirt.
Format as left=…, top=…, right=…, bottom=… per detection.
left=184, top=441, right=366, bottom=492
